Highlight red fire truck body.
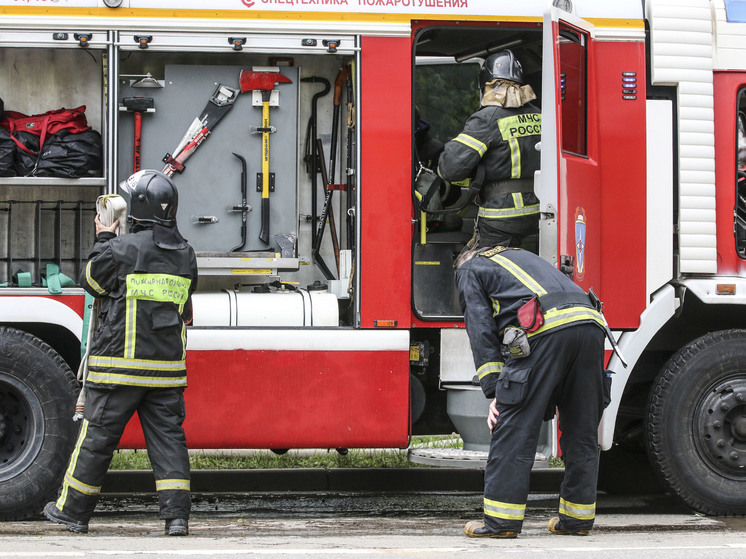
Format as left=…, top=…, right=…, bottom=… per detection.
left=0, top=0, right=744, bottom=519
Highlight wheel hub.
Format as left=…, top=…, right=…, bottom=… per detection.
left=735, top=415, right=746, bottom=441
left=0, top=387, right=24, bottom=465
left=698, top=382, right=746, bottom=477
left=0, top=373, right=44, bottom=482
left=0, top=409, right=7, bottom=444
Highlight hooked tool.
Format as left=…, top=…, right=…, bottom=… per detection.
left=230, top=153, right=252, bottom=252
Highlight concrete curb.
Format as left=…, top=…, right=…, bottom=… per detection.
left=103, top=467, right=565, bottom=494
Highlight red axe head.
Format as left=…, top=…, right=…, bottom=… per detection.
left=239, top=70, right=292, bottom=93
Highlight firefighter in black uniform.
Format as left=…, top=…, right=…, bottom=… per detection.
left=455, top=246, right=608, bottom=538
left=438, top=49, right=541, bottom=250
left=44, top=170, right=198, bottom=536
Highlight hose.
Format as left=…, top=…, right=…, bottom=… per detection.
left=73, top=194, right=127, bottom=421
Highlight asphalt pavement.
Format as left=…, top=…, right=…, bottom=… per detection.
left=1, top=490, right=745, bottom=558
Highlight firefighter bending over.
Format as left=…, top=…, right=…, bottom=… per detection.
left=44, top=170, right=198, bottom=536
left=455, top=245, right=608, bottom=538
left=438, top=49, right=541, bottom=251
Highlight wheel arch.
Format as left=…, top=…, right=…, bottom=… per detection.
left=0, top=296, right=83, bottom=372
left=599, top=284, right=678, bottom=449
left=597, top=284, right=746, bottom=498
left=602, top=282, right=746, bottom=449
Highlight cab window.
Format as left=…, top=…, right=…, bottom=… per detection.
left=558, top=23, right=588, bottom=156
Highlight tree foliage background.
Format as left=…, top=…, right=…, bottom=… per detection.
left=415, top=62, right=481, bottom=145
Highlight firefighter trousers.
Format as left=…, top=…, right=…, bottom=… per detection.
left=483, top=324, right=605, bottom=533
left=56, top=385, right=191, bottom=522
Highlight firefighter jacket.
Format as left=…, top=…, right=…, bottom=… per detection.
left=437, top=103, right=541, bottom=233
left=80, top=228, right=198, bottom=388
left=455, top=246, right=605, bottom=399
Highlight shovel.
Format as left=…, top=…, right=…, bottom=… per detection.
left=239, top=69, right=292, bottom=245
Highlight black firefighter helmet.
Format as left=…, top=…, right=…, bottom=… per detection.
left=120, top=169, right=187, bottom=249
left=121, top=169, right=178, bottom=227
left=479, top=49, right=524, bottom=87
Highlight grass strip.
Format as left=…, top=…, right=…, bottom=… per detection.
left=109, top=435, right=564, bottom=470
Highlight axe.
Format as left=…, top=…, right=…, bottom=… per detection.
left=239, top=69, right=292, bottom=245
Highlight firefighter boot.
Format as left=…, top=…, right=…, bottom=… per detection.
left=43, top=502, right=89, bottom=534
left=547, top=517, right=590, bottom=536
left=464, top=520, right=518, bottom=538
left=165, top=518, right=189, bottom=536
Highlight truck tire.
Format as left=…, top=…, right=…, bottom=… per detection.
left=646, top=330, right=746, bottom=515
left=0, top=327, right=79, bottom=520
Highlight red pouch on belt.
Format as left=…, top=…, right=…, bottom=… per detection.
left=517, top=296, right=544, bottom=333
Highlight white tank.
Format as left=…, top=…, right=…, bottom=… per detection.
left=192, top=288, right=339, bottom=327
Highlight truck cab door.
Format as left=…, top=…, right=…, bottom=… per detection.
left=538, top=5, right=599, bottom=290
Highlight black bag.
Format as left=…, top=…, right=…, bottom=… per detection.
left=35, top=129, right=103, bottom=178
left=0, top=127, right=15, bottom=177
left=12, top=131, right=40, bottom=176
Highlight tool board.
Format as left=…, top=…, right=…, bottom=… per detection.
left=118, top=64, right=300, bottom=255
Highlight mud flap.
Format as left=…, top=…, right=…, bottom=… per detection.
left=412, top=243, right=461, bottom=318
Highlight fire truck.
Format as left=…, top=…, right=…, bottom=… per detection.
left=0, top=0, right=745, bottom=520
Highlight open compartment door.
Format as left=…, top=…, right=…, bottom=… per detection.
left=539, top=4, right=599, bottom=290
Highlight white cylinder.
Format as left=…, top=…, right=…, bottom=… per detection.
left=191, top=289, right=339, bottom=327
left=306, top=291, right=340, bottom=326
left=235, top=291, right=305, bottom=326
left=191, top=292, right=232, bottom=326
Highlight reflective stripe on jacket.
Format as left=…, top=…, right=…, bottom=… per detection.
left=80, top=229, right=198, bottom=388
left=437, top=104, right=541, bottom=185
left=455, top=247, right=604, bottom=398
left=437, top=104, right=541, bottom=233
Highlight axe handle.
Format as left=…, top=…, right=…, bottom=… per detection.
left=259, top=97, right=271, bottom=244
left=262, top=100, right=270, bottom=200
left=259, top=198, right=270, bottom=246
left=133, top=111, right=142, bottom=173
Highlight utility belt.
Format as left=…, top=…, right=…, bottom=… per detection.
left=476, top=189, right=540, bottom=226
left=502, top=289, right=627, bottom=366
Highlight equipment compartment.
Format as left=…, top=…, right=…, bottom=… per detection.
left=0, top=36, right=107, bottom=284
left=116, top=40, right=358, bottom=320
left=0, top=28, right=359, bottom=324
